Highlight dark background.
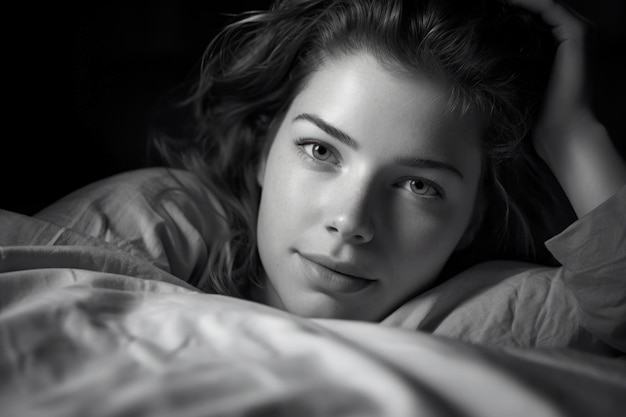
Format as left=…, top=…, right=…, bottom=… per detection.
left=2, top=0, right=625, bottom=215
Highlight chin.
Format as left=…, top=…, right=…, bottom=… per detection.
left=286, top=296, right=377, bottom=321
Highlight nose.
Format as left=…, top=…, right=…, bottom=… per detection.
left=325, top=184, right=375, bottom=245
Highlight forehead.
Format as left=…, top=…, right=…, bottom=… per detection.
left=286, top=53, right=484, bottom=161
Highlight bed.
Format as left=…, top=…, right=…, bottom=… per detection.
left=1, top=168, right=625, bottom=417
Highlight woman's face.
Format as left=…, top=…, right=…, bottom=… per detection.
left=256, top=53, right=483, bottom=320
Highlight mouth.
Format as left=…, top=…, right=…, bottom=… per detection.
left=297, top=252, right=375, bottom=294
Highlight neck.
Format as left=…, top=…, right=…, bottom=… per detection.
left=247, top=272, right=286, bottom=311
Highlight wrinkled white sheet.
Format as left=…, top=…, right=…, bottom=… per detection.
left=1, top=241, right=625, bottom=417
left=1, top=169, right=625, bottom=416
left=27, top=168, right=626, bottom=354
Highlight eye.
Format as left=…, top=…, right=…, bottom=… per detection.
left=397, top=178, right=444, bottom=199
left=296, top=139, right=341, bottom=165
left=307, top=143, right=333, bottom=161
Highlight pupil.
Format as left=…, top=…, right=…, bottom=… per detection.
left=314, top=145, right=328, bottom=158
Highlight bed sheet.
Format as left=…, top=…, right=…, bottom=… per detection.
left=1, top=208, right=626, bottom=417
left=28, top=168, right=626, bottom=355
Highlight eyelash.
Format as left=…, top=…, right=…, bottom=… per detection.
left=396, top=178, right=446, bottom=200
left=293, top=138, right=445, bottom=199
left=294, top=138, right=341, bottom=167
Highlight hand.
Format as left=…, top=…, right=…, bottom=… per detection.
left=509, top=0, right=626, bottom=217
left=510, top=0, right=594, bottom=160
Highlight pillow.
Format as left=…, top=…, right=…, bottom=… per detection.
left=384, top=186, right=626, bottom=356
left=34, top=167, right=226, bottom=289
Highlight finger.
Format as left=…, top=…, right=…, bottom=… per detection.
left=508, top=0, right=588, bottom=42
left=509, top=1, right=590, bottom=119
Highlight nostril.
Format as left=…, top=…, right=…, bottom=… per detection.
left=326, top=226, right=339, bottom=233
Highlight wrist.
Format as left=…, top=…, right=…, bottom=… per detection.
left=533, top=116, right=626, bottom=218
left=533, top=111, right=602, bottom=168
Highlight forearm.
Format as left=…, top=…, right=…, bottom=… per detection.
left=538, top=118, right=626, bottom=218
left=545, top=185, right=626, bottom=353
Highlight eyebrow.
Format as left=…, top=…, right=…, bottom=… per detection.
left=293, top=113, right=358, bottom=148
left=293, top=112, right=464, bottom=179
left=395, top=157, right=464, bottom=179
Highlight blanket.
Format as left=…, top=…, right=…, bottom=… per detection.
left=1, top=169, right=625, bottom=416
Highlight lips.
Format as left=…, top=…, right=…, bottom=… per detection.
left=298, top=252, right=375, bottom=294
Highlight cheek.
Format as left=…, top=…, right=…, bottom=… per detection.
left=258, top=149, right=316, bottom=234
left=387, top=202, right=471, bottom=264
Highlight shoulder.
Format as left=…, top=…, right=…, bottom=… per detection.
left=34, top=167, right=228, bottom=281
left=36, top=167, right=223, bottom=221
left=45, top=167, right=211, bottom=203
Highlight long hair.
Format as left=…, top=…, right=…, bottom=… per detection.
left=149, top=0, right=574, bottom=295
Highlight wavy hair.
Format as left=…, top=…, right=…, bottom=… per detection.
left=150, top=0, right=574, bottom=295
